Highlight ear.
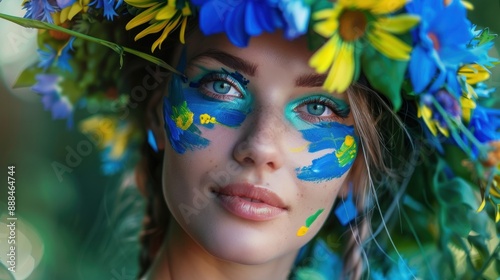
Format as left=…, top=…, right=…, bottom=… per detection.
left=146, top=86, right=168, bottom=152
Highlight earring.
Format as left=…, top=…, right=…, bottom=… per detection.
left=147, top=129, right=159, bottom=153
left=334, top=182, right=358, bottom=226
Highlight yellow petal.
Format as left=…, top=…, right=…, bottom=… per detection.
left=68, top=2, right=83, bottom=20
left=126, top=4, right=161, bottom=30
left=151, top=16, right=182, bottom=52
left=314, top=19, right=338, bottom=38
left=309, top=34, right=340, bottom=74
left=371, top=0, right=407, bottom=14
left=461, top=1, right=474, bottom=10
left=313, top=9, right=334, bottom=20
left=60, top=6, right=70, bottom=22
left=375, top=14, right=420, bottom=34
left=459, top=64, right=490, bottom=84
left=368, top=28, right=411, bottom=60
left=179, top=17, right=188, bottom=44
left=419, top=105, right=438, bottom=136
left=181, top=2, right=192, bottom=16
left=134, top=21, right=167, bottom=41
left=435, top=122, right=450, bottom=137
left=460, top=96, right=476, bottom=123
left=156, top=4, right=177, bottom=20
left=323, top=42, right=354, bottom=93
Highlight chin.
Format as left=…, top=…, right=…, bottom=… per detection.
left=187, top=215, right=298, bottom=265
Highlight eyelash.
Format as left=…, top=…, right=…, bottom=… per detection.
left=197, top=73, right=245, bottom=101
left=294, top=97, right=350, bottom=123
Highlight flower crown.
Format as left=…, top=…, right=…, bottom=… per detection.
left=2, top=0, right=500, bottom=278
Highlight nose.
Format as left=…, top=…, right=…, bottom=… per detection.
left=232, top=107, right=285, bottom=172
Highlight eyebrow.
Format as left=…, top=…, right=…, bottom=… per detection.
left=295, top=73, right=327, bottom=87
left=190, top=49, right=257, bottom=76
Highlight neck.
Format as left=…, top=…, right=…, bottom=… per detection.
left=146, top=219, right=298, bottom=280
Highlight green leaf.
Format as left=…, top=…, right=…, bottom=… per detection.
left=435, top=178, right=478, bottom=210
left=360, top=43, right=408, bottom=110
left=13, top=64, right=41, bottom=88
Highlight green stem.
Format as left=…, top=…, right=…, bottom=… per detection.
left=0, top=13, right=182, bottom=76
left=430, top=96, right=485, bottom=157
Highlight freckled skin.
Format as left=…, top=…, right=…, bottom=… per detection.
left=156, top=30, right=358, bottom=278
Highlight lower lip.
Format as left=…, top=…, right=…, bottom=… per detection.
left=216, top=194, right=286, bottom=221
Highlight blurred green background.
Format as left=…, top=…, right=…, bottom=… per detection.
left=0, top=1, right=499, bottom=279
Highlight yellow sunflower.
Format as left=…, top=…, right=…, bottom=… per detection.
left=125, top=0, right=192, bottom=53
left=309, top=0, right=419, bottom=93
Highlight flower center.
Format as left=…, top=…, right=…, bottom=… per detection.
left=338, top=10, right=368, bottom=42
left=428, top=32, right=441, bottom=51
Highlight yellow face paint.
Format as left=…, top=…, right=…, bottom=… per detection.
left=296, top=209, right=324, bottom=237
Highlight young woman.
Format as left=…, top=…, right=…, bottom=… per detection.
left=2, top=0, right=500, bottom=279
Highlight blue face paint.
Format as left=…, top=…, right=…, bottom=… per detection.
left=187, top=68, right=253, bottom=129
left=163, top=74, right=210, bottom=154
left=163, top=58, right=253, bottom=154
left=285, top=95, right=358, bottom=183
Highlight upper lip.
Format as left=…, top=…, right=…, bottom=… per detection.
left=213, top=183, right=288, bottom=209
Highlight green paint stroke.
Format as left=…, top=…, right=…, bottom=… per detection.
left=305, top=209, right=324, bottom=227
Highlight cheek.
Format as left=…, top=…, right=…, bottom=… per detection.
left=163, top=82, right=252, bottom=154
left=293, top=181, right=343, bottom=238
left=293, top=123, right=358, bottom=183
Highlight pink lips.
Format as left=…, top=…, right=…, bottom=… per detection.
left=214, top=183, right=288, bottom=221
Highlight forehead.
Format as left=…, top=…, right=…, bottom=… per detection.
left=186, top=30, right=315, bottom=74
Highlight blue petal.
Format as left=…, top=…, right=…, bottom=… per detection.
left=225, top=5, right=248, bottom=47
left=254, top=3, right=275, bottom=32
left=245, top=1, right=263, bottom=36
left=410, top=46, right=437, bottom=93
left=198, top=1, right=226, bottom=35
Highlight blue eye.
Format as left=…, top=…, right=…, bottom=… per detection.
left=195, top=72, right=246, bottom=101
left=307, top=103, right=326, bottom=116
left=295, top=96, right=350, bottom=123
left=213, top=81, right=231, bottom=94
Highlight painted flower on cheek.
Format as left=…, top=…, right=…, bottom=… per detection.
left=295, top=123, right=358, bottom=182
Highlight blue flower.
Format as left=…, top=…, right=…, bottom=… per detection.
left=36, top=38, right=75, bottom=72
left=468, top=106, right=500, bottom=144
left=89, top=0, right=123, bottom=20
left=32, top=74, right=74, bottom=128
left=37, top=45, right=57, bottom=71
left=192, top=0, right=284, bottom=47
left=270, top=0, right=310, bottom=39
left=23, top=0, right=59, bottom=23
left=406, top=0, right=476, bottom=95
left=57, top=37, right=76, bottom=72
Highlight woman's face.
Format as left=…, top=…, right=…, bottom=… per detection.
left=161, top=30, right=358, bottom=264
